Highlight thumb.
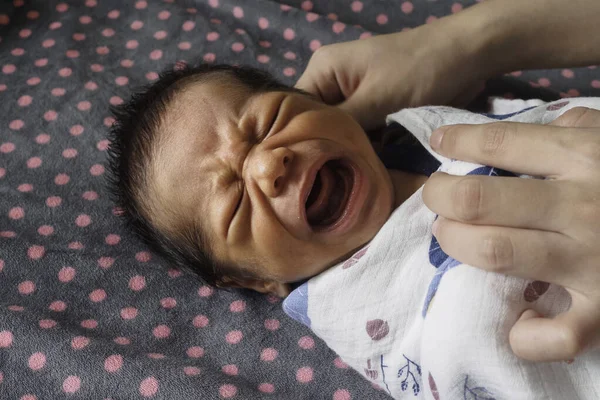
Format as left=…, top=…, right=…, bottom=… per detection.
left=295, top=67, right=345, bottom=105
left=509, top=298, right=599, bottom=362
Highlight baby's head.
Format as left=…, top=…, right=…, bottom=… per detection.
left=107, top=64, right=394, bottom=297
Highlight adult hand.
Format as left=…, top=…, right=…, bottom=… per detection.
left=423, top=107, right=600, bottom=362
left=295, top=21, right=486, bottom=131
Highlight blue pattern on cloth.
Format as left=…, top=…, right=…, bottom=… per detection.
left=282, top=282, right=312, bottom=327
left=423, top=166, right=517, bottom=316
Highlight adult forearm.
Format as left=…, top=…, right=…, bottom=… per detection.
left=451, top=0, right=600, bottom=78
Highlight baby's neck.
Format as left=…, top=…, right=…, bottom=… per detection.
left=387, top=169, right=429, bottom=209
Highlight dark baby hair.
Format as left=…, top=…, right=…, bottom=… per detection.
left=106, top=63, right=301, bottom=287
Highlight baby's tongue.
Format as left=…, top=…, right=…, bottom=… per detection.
left=306, top=163, right=335, bottom=223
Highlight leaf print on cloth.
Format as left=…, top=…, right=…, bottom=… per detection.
left=282, top=282, right=311, bottom=328
left=482, top=106, right=536, bottom=120
left=463, top=375, right=496, bottom=400
left=547, top=100, right=570, bottom=111
left=366, top=319, right=389, bottom=341
left=397, top=355, right=422, bottom=396
left=524, top=281, right=550, bottom=302
left=342, top=245, right=369, bottom=269
left=423, top=167, right=517, bottom=317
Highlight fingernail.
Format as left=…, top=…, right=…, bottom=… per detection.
left=432, top=218, right=440, bottom=236
left=430, top=128, right=446, bottom=150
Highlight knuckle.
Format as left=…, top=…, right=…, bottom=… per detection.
left=480, top=123, right=515, bottom=157
left=557, top=325, right=584, bottom=359
left=479, top=234, right=514, bottom=272
left=311, top=44, right=335, bottom=62
left=453, top=177, right=484, bottom=221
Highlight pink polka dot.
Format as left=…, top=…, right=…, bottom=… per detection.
left=351, top=1, right=363, bottom=12
left=334, top=357, right=349, bottom=369
left=309, top=40, right=321, bottom=52
left=0, top=14, right=8, bottom=24
left=101, top=28, right=115, bottom=37
left=186, top=346, right=204, bottom=358
left=20, top=395, right=36, bottom=400
left=226, top=330, right=243, bottom=344
left=302, top=1, right=313, bottom=10
left=0, top=143, right=14, bottom=154
left=86, top=0, right=97, bottom=7
left=296, top=367, right=313, bottom=383
left=426, top=15, right=438, bottom=24
left=219, top=384, right=237, bottom=398
left=181, top=21, right=195, bottom=32
left=129, top=275, right=146, bottom=291
left=62, top=148, right=77, bottom=158
left=104, top=355, right=123, bottom=372
left=538, top=77, right=551, bottom=87
left=96, top=46, right=109, bottom=55
left=28, top=246, right=45, bottom=260
left=57, top=67, right=71, bottom=78
left=89, top=289, right=106, bottom=302
left=333, top=389, right=351, bottom=400
left=184, top=366, right=201, bottom=376
left=136, top=0, right=147, bottom=9
left=68, top=242, right=84, bottom=250
left=135, top=251, right=151, bottom=262
left=332, top=21, right=345, bottom=33
left=147, top=353, right=165, bottom=359
left=17, top=95, right=31, bottom=107
left=222, top=364, right=238, bottom=376
left=90, top=164, right=105, bottom=176
left=39, top=319, right=57, bottom=329
left=153, top=325, right=170, bottom=339
left=10, top=119, right=24, bottom=130
left=72, top=33, right=85, bottom=41
left=81, top=319, right=98, bottom=329
left=281, top=4, right=291, bottom=11
left=58, top=266, right=75, bottom=282
left=27, top=10, right=40, bottom=19
left=35, top=134, right=50, bottom=144
left=131, top=20, right=144, bottom=30
left=77, top=101, right=92, bottom=111
left=198, top=286, right=213, bottom=297
left=126, top=40, right=139, bottom=49
left=28, top=352, right=46, bottom=370
left=591, top=80, right=600, bottom=89
left=70, top=125, right=84, bottom=136
left=108, top=9, right=119, bottom=18
left=63, top=376, right=81, bottom=393
left=193, top=315, right=209, bottom=328
left=233, top=6, right=244, bottom=18
left=11, top=47, right=25, bottom=56
left=258, top=383, right=275, bottom=393
left=114, top=337, right=130, bottom=345
left=168, top=268, right=182, bottom=278
left=284, top=67, right=296, bottom=77
left=37, top=225, right=54, bottom=236
left=42, top=39, right=55, bottom=48
left=56, top=2, right=68, bottom=11
left=178, top=41, right=191, bottom=50
left=146, top=71, right=159, bottom=80
left=0, top=231, right=15, bottom=238
left=260, top=348, right=278, bottom=361
left=158, top=10, right=171, bottom=20
left=8, top=207, right=25, bottom=219
left=229, top=300, right=246, bottom=312
left=154, top=30, right=167, bottom=40
left=376, top=14, right=388, bottom=24
left=284, top=51, right=297, bottom=60
left=18, top=280, right=35, bottom=295
left=97, top=257, right=113, bottom=269
left=27, top=157, right=41, bottom=168
left=49, top=300, right=66, bottom=311
left=400, top=1, right=414, bottom=14
left=257, top=54, right=270, bottom=64
left=206, top=32, right=219, bottom=41
left=120, top=59, right=134, bottom=68
left=19, top=28, right=32, bottom=38
left=51, top=88, right=66, bottom=96
left=258, top=17, right=269, bottom=29
left=283, top=28, right=295, bottom=40
left=149, top=49, right=163, bottom=60
left=0, top=331, right=13, bottom=348
left=54, top=173, right=70, bottom=185
left=105, top=234, right=120, bottom=245
left=120, top=307, right=138, bottom=320
left=451, top=3, right=463, bottom=13
left=264, top=319, right=280, bottom=330
left=160, top=297, right=176, bottom=308
left=139, top=377, right=159, bottom=397
left=209, top=0, right=219, bottom=6
left=327, top=13, right=338, bottom=20
left=306, top=12, right=319, bottom=22
left=71, top=336, right=90, bottom=350
left=259, top=40, right=271, bottom=48
left=0, top=168, right=4, bottom=178
left=298, top=336, right=315, bottom=349
left=17, top=184, right=32, bottom=193
left=44, top=110, right=58, bottom=121
left=0, top=84, right=6, bottom=91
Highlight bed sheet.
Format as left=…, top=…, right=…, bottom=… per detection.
left=1, top=1, right=599, bottom=399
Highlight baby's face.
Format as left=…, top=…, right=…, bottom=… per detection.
left=152, top=77, right=393, bottom=289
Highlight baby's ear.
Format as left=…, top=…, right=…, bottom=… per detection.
left=219, top=276, right=291, bottom=298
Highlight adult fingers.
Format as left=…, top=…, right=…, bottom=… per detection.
left=423, top=173, right=567, bottom=231
left=509, top=295, right=600, bottom=361
left=295, top=63, right=345, bottom=105
left=429, top=121, right=591, bottom=178
left=431, top=217, right=577, bottom=287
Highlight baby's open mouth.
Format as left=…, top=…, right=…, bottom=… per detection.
left=305, top=159, right=354, bottom=230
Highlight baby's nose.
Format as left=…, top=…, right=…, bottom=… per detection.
left=250, top=147, right=293, bottom=197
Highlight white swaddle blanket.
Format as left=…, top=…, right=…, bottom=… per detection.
left=283, top=98, right=600, bottom=400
